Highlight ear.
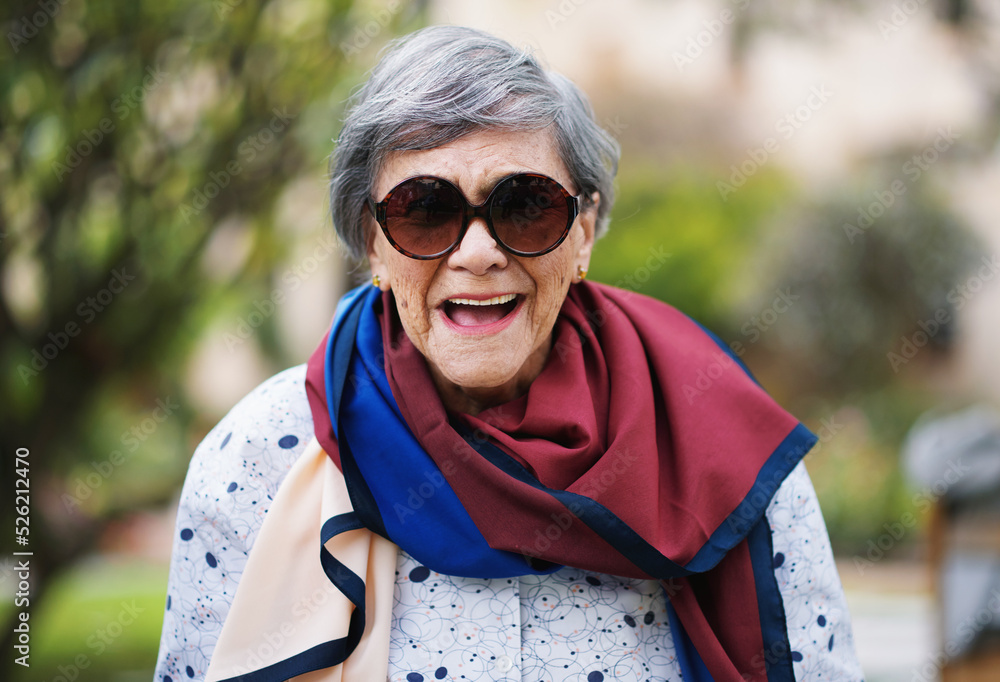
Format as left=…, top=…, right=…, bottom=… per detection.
left=365, top=217, right=387, bottom=290
left=575, top=191, right=600, bottom=272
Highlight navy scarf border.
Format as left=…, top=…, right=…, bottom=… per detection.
left=213, top=512, right=369, bottom=682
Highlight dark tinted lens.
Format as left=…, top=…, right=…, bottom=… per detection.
left=384, top=178, right=464, bottom=256
left=489, top=175, right=570, bottom=254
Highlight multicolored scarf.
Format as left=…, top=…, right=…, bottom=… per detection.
left=304, top=281, right=816, bottom=681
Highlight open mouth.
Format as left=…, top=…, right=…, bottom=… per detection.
left=442, top=293, right=520, bottom=328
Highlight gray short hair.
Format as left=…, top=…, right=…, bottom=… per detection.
left=329, top=25, right=621, bottom=260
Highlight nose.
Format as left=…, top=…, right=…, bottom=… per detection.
left=446, top=218, right=508, bottom=275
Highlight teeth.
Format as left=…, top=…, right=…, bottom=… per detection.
left=448, top=294, right=517, bottom=306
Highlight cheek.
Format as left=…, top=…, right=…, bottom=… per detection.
left=390, top=266, right=436, bottom=330
left=397, top=277, right=424, bottom=314
left=530, top=260, right=573, bottom=320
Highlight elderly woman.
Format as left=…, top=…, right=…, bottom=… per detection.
left=155, top=26, right=863, bottom=682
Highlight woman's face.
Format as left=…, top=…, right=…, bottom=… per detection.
left=367, top=127, right=597, bottom=414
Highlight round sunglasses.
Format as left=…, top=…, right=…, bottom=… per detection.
left=366, top=173, right=582, bottom=260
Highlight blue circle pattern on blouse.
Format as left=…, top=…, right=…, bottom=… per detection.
left=409, top=565, right=431, bottom=583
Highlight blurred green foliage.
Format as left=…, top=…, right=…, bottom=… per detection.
left=741, top=174, right=984, bottom=553
left=743, top=179, right=983, bottom=396
left=4, top=559, right=167, bottom=682
left=1, top=0, right=424, bottom=677
left=593, top=163, right=791, bottom=335
left=802, top=385, right=938, bottom=555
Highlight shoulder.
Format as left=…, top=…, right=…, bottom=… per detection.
left=767, top=462, right=840, bottom=593
left=767, top=462, right=865, bottom=678
left=187, top=363, right=312, bottom=474
left=191, top=363, right=312, bottom=464
left=178, top=364, right=314, bottom=546
left=156, top=366, right=316, bottom=680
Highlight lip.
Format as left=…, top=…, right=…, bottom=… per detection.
left=438, top=293, right=524, bottom=336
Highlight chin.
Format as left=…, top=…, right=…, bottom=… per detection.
left=439, top=362, right=523, bottom=392
left=423, top=329, right=551, bottom=410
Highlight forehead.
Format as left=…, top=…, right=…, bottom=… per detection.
left=375, top=127, right=570, bottom=200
